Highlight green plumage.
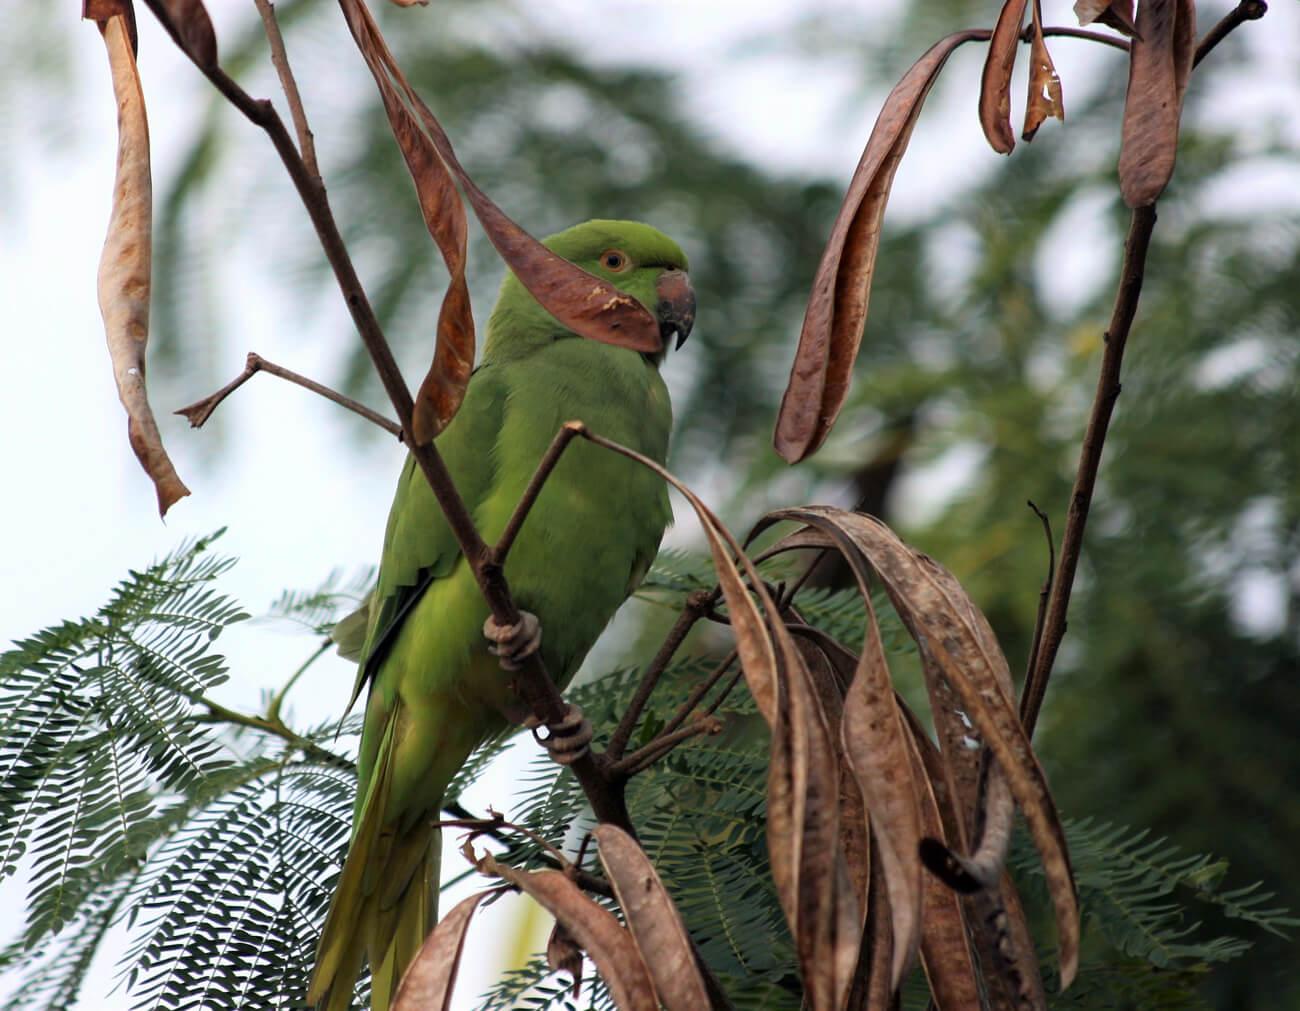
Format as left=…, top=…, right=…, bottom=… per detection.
left=308, top=221, right=689, bottom=1011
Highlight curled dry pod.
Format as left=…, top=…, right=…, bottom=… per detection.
left=775, top=31, right=985, bottom=463
left=90, top=5, right=190, bottom=517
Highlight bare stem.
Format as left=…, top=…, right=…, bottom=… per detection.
left=701, top=665, right=747, bottom=718
left=176, top=351, right=402, bottom=437
left=493, top=421, right=586, bottom=563
left=778, top=545, right=833, bottom=608
left=1034, top=25, right=1131, bottom=53
left=613, top=717, right=723, bottom=776
left=267, top=639, right=332, bottom=725
left=1020, top=501, right=1054, bottom=704
left=198, top=695, right=354, bottom=769
left=253, top=0, right=319, bottom=178
left=1021, top=205, right=1157, bottom=737
left=606, top=589, right=712, bottom=761
left=1194, top=0, right=1267, bottom=68
left=655, top=649, right=738, bottom=742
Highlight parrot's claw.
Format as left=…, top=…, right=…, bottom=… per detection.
left=527, top=704, right=593, bottom=767
left=483, top=611, right=542, bottom=671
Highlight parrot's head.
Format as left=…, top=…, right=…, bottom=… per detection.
left=485, top=219, right=694, bottom=363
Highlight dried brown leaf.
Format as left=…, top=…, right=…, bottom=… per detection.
left=338, top=0, right=472, bottom=443
left=84, top=0, right=129, bottom=16
left=389, top=0, right=429, bottom=6
left=1022, top=0, right=1065, bottom=142
left=898, top=700, right=965, bottom=845
left=594, top=825, right=709, bottom=1011
left=905, top=726, right=983, bottom=1010
left=917, top=564, right=1017, bottom=892
left=846, top=836, right=894, bottom=1011
left=546, top=920, right=584, bottom=999
left=338, top=1, right=661, bottom=435
left=1119, top=0, right=1195, bottom=207
left=581, top=434, right=856, bottom=1009
left=1172, top=0, right=1196, bottom=106
left=755, top=508, right=924, bottom=990
left=84, top=1, right=138, bottom=53
left=94, top=13, right=190, bottom=518
left=791, top=628, right=848, bottom=718
left=391, top=890, right=492, bottom=1011
left=477, top=855, right=657, bottom=1011
left=768, top=509, right=1077, bottom=988
left=774, top=31, right=984, bottom=464
left=841, top=622, right=921, bottom=990
left=465, top=192, right=662, bottom=352
left=904, top=708, right=1046, bottom=1009
left=156, top=0, right=218, bottom=68
left=827, top=511, right=1078, bottom=988
left=1075, top=0, right=1139, bottom=37
left=920, top=649, right=982, bottom=831
left=979, top=0, right=1029, bottom=154
left=789, top=631, right=872, bottom=912
left=972, top=876, right=1049, bottom=1011
left=771, top=640, right=859, bottom=1010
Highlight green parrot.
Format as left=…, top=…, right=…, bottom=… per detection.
left=307, top=220, right=694, bottom=1011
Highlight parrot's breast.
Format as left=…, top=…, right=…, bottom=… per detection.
left=486, top=340, right=672, bottom=685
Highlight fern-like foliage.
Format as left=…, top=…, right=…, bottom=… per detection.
left=0, top=534, right=369, bottom=1011
left=1072, top=820, right=1297, bottom=962
left=264, top=567, right=375, bottom=636
left=2, top=540, right=1293, bottom=1011
left=1009, top=817, right=1299, bottom=1009
left=0, top=532, right=244, bottom=950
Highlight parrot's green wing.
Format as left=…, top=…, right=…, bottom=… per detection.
left=338, top=365, right=508, bottom=715
left=310, top=369, right=507, bottom=1011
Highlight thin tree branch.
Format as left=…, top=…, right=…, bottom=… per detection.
left=1020, top=500, right=1054, bottom=703
left=438, top=802, right=618, bottom=898
left=700, top=665, right=747, bottom=719
left=1021, top=205, right=1157, bottom=737
left=267, top=639, right=332, bottom=725
left=253, top=0, right=319, bottom=178
left=1194, top=0, right=1267, bottom=68
left=437, top=813, right=575, bottom=871
left=493, top=421, right=586, bottom=563
left=605, top=589, right=712, bottom=761
left=1033, top=25, right=1131, bottom=53
left=612, top=717, right=723, bottom=777
left=655, top=649, right=738, bottom=742
left=778, top=545, right=834, bottom=608
left=198, top=695, right=354, bottom=769
left=175, top=351, right=403, bottom=437
left=143, top=0, right=630, bottom=831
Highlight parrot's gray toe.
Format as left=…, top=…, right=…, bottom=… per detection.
left=483, top=611, right=542, bottom=670
left=530, top=704, right=592, bottom=766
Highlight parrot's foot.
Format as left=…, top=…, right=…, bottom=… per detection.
left=483, top=611, right=542, bottom=671
left=527, top=704, right=593, bottom=767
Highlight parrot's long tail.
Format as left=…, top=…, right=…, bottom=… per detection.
left=307, top=715, right=443, bottom=1011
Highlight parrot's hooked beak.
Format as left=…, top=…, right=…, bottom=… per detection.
left=655, top=269, right=696, bottom=351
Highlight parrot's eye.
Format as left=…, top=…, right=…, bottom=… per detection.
left=600, top=250, right=630, bottom=272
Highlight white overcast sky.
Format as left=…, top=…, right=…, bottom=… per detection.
left=1, top=2, right=1296, bottom=1008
